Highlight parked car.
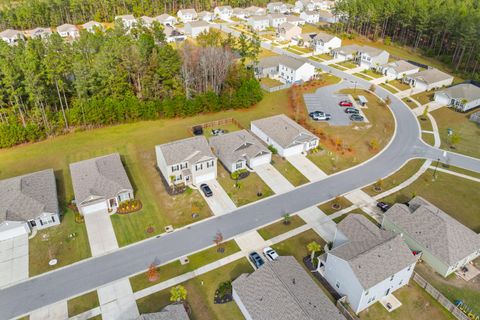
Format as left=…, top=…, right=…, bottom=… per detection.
left=309, top=110, right=324, bottom=117
left=344, top=107, right=359, bottom=114
left=193, top=125, right=203, bottom=135
left=249, top=251, right=265, bottom=268
left=339, top=100, right=353, bottom=107
left=312, top=113, right=331, bottom=121
left=377, top=201, right=391, bottom=212
left=200, top=183, right=213, bottom=197
left=263, top=247, right=279, bottom=262
left=211, top=128, right=226, bottom=136
left=350, top=114, right=364, bottom=122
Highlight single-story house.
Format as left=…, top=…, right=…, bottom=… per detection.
left=332, top=44, right=363, bottom=61
left=377, top=60, right=420, bottom=80
left=255, top=55, right=316, bottom=84
left=247, top=15, right=270, bottom=31
left=300, top=11, right=320, bottom=24
left=115, top=15, right=137, bottom=28
left=383, top=197, right=480, bottom=277
left=177, top=9, right=198, bottom=23
left=70, top=153, right=134, bottom=215
left=155, top=14, right=178, bottom=27
left=26, top=27, right=52, bottom=39
left=232, top=8, right=248, bottom=20
left=209, top=129, right=272, bottom=172
left=318, top=10, right=338, bottom=23
left=311, top=32, right=341, bottom=54
left=404, top=68, right=454, bottom=91
left=356, top=46, right=390, bottom=69
left=233, top=256, right=346, bottom=320
left=0, top=29, right=24, bottom=45
left=267, top=1, right=289, bottom=13
left=184, top=20, right=210, bottom=37
left=277, top=22, right=301, bottom=40
left=198, top=11, right=214, bottom=22
left=269, top=13, right=288, bottom=28
left=163, top=26, right=186, bottom=42
left=251, top=114, right=319, bottom=157
left=82, top=21, right=103, bottom=33
left=214, top=6, right=233, bottom=20
left=434, top=83, right=480, bottom=112
left=137, top=303, right=189, bottom=320
left=245, top=6, right=266, bottom=16
left=318, top=214, right=418, bottom=314
left=140, top=16, right=155, bottom=27
left=0, top=169, right=60, bottom=241
left=292, top=33, right=316, bottom=47
left=155, top=136, right=217, bottom=187
left=286, top=15, right=305, bottom=26
left=56, top=24, right=80, bottom=38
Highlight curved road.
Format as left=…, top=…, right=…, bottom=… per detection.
left=1, top=27, right=480, bottom=319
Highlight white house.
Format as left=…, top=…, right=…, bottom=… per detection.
left=56, top=24, right=80, bottom=39
left=70, top=153, right=134, bottom=216
left=197, top=11, right=214, bottom=22
left=286, top=15, right=305, bottom=26
left=356, top=46, right=390, bottom=69
left=27, top=27, right=52, bottom=40
left=214, top=6, right=233, bottom=20
left=268, top=13, right=287, bottom=28
left=300, top=11, right=320, bottom=24
left=163, top=26, right=186, bottom=42
left=292, top=33, right=316, bottom=47
left=383, top=197, right=480, bottom=278
left=184, top=20, right=210, bottom=37
left=332, top=44, right=363, bottom=61
left=267, top=2, right=289, bottom=13
left=277, top=22, right=301, bottom=40
left=318, top=10, right=338, bottom=23
left=255, top=55, right=316, bottom=84
left=209, top=129, right=272, bottom=172
left=155, top=136, right=217, bottom=187
left=177, top=9, right=198, bottom=23
left=82, top=21, right=103, bottom=33
left=140, top=16, right=155, bottom=27
left=318, top=214, right=418, bottom=314
left=247, top=15, right=270, bottom=31
left=155, top=14, right=178, bottom=27
left=377, top=60, right=420, bottom=80
left=232, top=8, right=248, bottom=20
left=311, top=32, right=341, bottom=54
left=404, top=68, right=454, bottom=91
left=295, top=0, right=316, bottom=12
left=251, top=114, right=319, bottom=157
left=115, top=15, right=137, bottom=28
left=0, top=29, right=25, bottom=45
left=245, top=6, right=266, bottom=16
left=0, top=169, right=60, bottom=241
left=434, top=83, right=480, bottom=112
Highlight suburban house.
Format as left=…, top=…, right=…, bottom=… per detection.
left=155, top=14, right=178, bottom=26
left=318, top=10, right=338, bottom=23
left=383, top=197, right=480, bottom=278
left=137, top=304, right=189, bottom=320
left=286, top=15, right=305, bottom=26
left=318, top=214, right=418, bottom=314
left=209, top=129, right=272, bottom=173
left=247, top=15, right=270, bottom=31
left=292, top=33, right=316, bottom=47
left=245, top=6, right=266, bottom=16
left=70, top=153, right=134, bottom=216
left=377, top=60, right=420, bottom=80
left=332, top=44, right=364, bottom=61
left=311, top=32, right=341, bottom=54
left=140, top=16, right=155, bottom=27
left=434, top=82, right=480, bottom=112
left=232, top=8, right=248, bottom=19
left=26, top=27, right=52, bottom=39
left=255, top=55, right=316, bottom=84
left=232, top=256, right=346, bottom=320
left=0, top=169, right=60, bottom=241
left=163, top=26, right=186, bottom=42
left=198, top=11, right=214, bottom=22
left=269, top=13, right=288, bottom=27
left=214, top=6, right=233, bottom=20
left=277, top=22, right=301, bottom=40
left=0, top=29, right=24, bottom=45
left=155, top=136, right=217, bottom=187
left=177, top=9, right=198, bottom=22
left=56, top=24, right=80, bottom=38
left=184, top=20, right=210, bottom=37
left=300, top=10, right=320, bottom=24
left=115, top=15, right=137, bottom=28
left=356, top=46, right=390, bottom=69
left=251, top=114, right=319, bottom=157
left=295, top=0, right=316, bottom=11
left=267, top=2, right=289, bottom=13
left=82, top=21, right=103, bottom=33
left=404, top=68, right=454, bottom=91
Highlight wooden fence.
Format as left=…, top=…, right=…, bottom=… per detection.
left=260, top=82, right=293, bottom=92
left=336, top=296, right=359, bottom=320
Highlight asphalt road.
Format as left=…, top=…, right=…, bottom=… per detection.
left=1, top=25, right=480, bottom=320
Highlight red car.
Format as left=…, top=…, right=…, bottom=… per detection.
left=339, top=100, right=353, bottom=107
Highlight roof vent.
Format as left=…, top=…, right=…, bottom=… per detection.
left=292, top=278, right=296, bottom=285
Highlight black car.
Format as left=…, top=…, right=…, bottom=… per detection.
left=249, top=251, right=265, bottom=268
left=350, top=114, right=364, bottom=121
left=200, top=183, right=213, bottom=197
left=192, top=125, right=203, bottom=135
left=344, top=107, right=359, bottom=114
left=377, top=202, right=391, bottom=212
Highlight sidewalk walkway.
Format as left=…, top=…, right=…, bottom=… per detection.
left=30, top=300, right=68, bottom=320
left=98, top=279, right=139, bottom=320
left=431, top=167, right=480, bottom=183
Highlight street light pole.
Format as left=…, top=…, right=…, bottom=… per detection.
left=433, top=157, right=440, bottom=180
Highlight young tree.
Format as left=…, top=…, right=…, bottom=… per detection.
left=282, top=213, right=291, bottom=225
left=170, top=285, right=187, bottom=302
left=307, top=241, right=321, bottom=261
left=147, top=263, right=159, bottom=282
left=213, top=231, right=224, bottom=252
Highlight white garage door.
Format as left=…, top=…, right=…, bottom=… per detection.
left=81, top=201, right=108, bottom=215
left=195, top=172, right=216, bottom=185
left=250, top=154, right=272, bottom=167
left=0, top=224, right=28, bottom=241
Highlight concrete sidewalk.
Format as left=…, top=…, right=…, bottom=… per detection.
left=298, top=206, right=337, bottom=242
left=30, top=300, right=68, bottom=320
left=98, top=279, right=139, bottom=320
left=287, top=154, right=328, bottom=182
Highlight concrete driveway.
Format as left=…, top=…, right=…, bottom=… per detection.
left=199, top=180, right=237, bottom=215
left=254, top=164, right=294, bottom=194
left=98, top=279, right=139, bottom=320
left=0, top=234, right=28, bottom=288
left=84, top=210, right=118, bottom=257
left=287, top=154, right=328, bottom=182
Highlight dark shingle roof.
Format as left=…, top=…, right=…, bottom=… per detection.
left=137, top=304, right=189, bottom=320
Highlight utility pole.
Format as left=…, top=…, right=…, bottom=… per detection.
left=432, top=157, right=440, bottom=181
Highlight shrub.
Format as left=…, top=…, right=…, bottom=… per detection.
left=268, top=145, right=278, bottom=154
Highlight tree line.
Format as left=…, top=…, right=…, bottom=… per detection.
left=0, top=24, right=263, bottom=148
left=332, top=0, right=480, bottom=78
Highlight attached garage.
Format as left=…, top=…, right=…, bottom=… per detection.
left=249, top=153, right=272, bottom=168
left=194, top=172, right=216, bottom=185
left=81, top=201, right=108, bottom=215
left=0, top=222, right=29, bottom=241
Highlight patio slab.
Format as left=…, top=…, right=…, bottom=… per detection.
left=380, top=294, right=402, bottom=312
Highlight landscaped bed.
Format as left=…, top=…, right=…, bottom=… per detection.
left=67, top=291, right=99, bottom=317
left=317, top=196, right=353, bottom=215
left=270, top=155, right=309, bottom=186
left=257, top=215, right=306, bottom=240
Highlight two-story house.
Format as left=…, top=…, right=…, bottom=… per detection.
left=177, top=9, right=198, bottom=23
left=267, top=2, right=289, bottom=13
left=255, top=55, right=316, bottom=84
left=155, top=136, right=217, bottom=187
left=356, top=46, right=390, bottom=69
left=185, top=20, right=210, bottom=37
left=245, top=6, right=266, bottom=16
left=277, top=22, right=301, bottom=40
left=269, top=13, right=288, bottom=28
left=300, top=11, right=320, bottom=24
left=214, top=6, right=233, bottom=20
left=311, top=32, right=341, bottom=54
left=247, top=15, right=270, bottom=31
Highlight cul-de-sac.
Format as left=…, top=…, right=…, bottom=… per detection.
left=0, top=1, right=479, bottom=319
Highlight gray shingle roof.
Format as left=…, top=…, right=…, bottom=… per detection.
left=313, top=31, right=336, bottom=42
left=70, top=153, right=133, bottom=205
left=0, top=169, right=59, bottom=223
left=279, top=22, right=297, bottom=32
left=382, top=60, right=418, bottom=74
left=410, top=68, right=453, bottom=84
left=82, top=21, right=102, bottom=29
left=250, top=15, right=270, bottom=21
left=0, top=29, right=23, bottom=39
left=257, top=55, right=309, bottom=71
left=115, top=14, right=136, bottom=21
left=137, top=304, right=189, bottom=320
left=251, top=114, right=318, bottom=149
left=358, top=45, right=384, bottom=57
left=330, top=214, right=417, bottom=289
left=436, top=83, right=480, bottom=103
left=333, top=44, right=363, bottom=55
left=156, top=136, right=215, bottom=166
left=57, top=24, right=78, bottom=33
left=233, top=256, right=345, bottom=320
left=209, top=129, right=271, bottom=169
left=384, top=197, right=480, bottom=266
left=178, top=9, right=197, bottom=15
left=187, top=20, right=210, bottom=28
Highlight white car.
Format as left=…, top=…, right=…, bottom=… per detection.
left=263, top=247, right=279, bottom=261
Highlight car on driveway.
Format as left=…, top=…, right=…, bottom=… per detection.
left=350, top=114, right=364, bottom=122
left=200, top=183, right=213, bottom=197
left=344, top=107, right=359, bottom=114
left=377, top=202, right=391, bottom=212
left=263, top=247, right=279, bottom=261
left=339, top=100, right=353, bottom=107
left=249, top=251, right=265, bottom=268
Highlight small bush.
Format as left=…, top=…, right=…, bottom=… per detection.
left=268, top=145, right=278, bottom=154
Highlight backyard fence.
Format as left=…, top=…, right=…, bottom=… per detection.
left=336, top=296, right=360, bottom=320
left=412, top=272, right=471, bottom=320
left=260, top=82, right=293, bottom=92
left=195, top=118, right=243, bottom=130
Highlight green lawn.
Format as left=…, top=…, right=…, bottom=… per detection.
left=418, top=116, right=433, bottom=131
left=272, top=229, right=326, bottom=263
left=362, top=69, right=383, bottom=78
left=379, top=83, right=399, bottom=93
left=257, top=215, right=306, bottom=240
left=67, top=291, right=99, bottom=317
left=302, top=24, right=320, bottom=33
left=318, top=197, right=353, bottom=215
left=271, top=155, right=309, bottom=186
left=330, top=64, right=348, bottom=71
left=362, top=159, right=426, bottom=196
left=333, top=210, right=379, bottom=226
left=431, top=107, right=480, bottom=159
left=380, top=170, right=480, bottom=232
left=136, top=258, right=253, bottom=320
left=354, top=72, right=374, bottom=80
left=432, top=161, right=480, bottom=179
left=29, top=209, right=91, bottom=276
left=290, top=45, right=313, bottom=54
left=315, top=53, right=333, bottom=61
left=412, top=90, right=435, bottom=105
left=217, top=165, right=274, bottom=206
left=402, top=97, right=419, bottom=109
left=259, top=77, right=284, bottom=88
left=130, top=240, right=240, bottom=292
left=337, top=61, right=358, bottom=69
left=422, top=132, right=435, bottom=146
left=359, top=282, right=456, bottom=320
left=389, top=79, right=411, bottom=91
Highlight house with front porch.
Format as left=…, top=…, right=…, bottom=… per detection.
left=247, top=15, right=270, bottom=31
left=155, top=136, right=217, bottom=187
left=0, top=169, right=60, bottom=241
left=377, top=60, right=420, bottom=80
left=70, top=153, right=134, bottom=216
left=404, top=68, right=454, bottom=91
left=311, top=32, right=341, bottom=54
left=434, top=82, right=480, bottom=112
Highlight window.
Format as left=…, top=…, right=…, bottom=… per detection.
left=398, top=280, right=403, bottom=286
left=390, top=275, right=394, bottom=281
left=335, top=281, right=340, bottom=289
left=172, top=165, right=179, bottom=172
left=195, top=163, right=203, bottom=171
left=235, top=161, right=243, bottom=169
left=365, top=290, right=369, bottom=296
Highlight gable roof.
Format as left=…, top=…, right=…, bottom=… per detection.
left=57, top=24, right=78, bottom=33
left=27, top=27, right=52, bottom=37
left=313, top=31, right=336, bottom=42
left=249, top=14, right=270, bottom=21
left=384, top=197, right=480, bottom=266
left=279, top=22, right=298, bottom=32
left=269, top=13, right=287, bottom=19
left=257, top=55, right=310, bottom=71
left=233, top=256, right=345, bottom=320
left=115, top=14, right=136, bottom=21
left=383, top=60, right=418, bottom=74
left=155, top=14, right=176, bottom=22
left=330, top=214, right=417, bottom=289
left=70, top=153, right=133, bottom=205
left=333, top=44, right=363, bottom=55
left=178, top=9, right=197, bottom=16
left=436, top=83, right=480, bottom=103
left=0, top=169, right=59, bottom=224
left=245, top=6, right=266, bottom=15
left=358, top=45, right=385, bottom=57
left=0, top=29, right=23, bottom=39
left=286, top=15, right=303, bottom=23
left=251, top=114, right=318, bottom=149
left=82, top=21, right=102, bottom=29
left=186, top=20, right=210, bottom=28
left=409, top=68, right=453, bottom=84
left=137, top=304, right=189, bottom=320
left=156, top=136, right=215, bottom=166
